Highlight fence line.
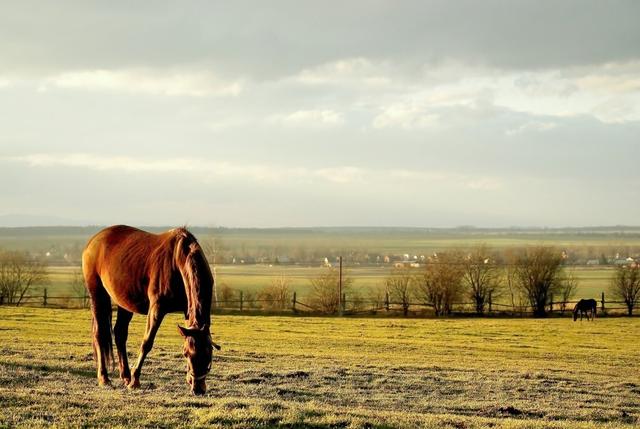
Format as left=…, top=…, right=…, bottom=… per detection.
left=2, top=288, right=635, bottom=316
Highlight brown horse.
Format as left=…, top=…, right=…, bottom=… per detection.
left=82, top=225, right=218, bottom=395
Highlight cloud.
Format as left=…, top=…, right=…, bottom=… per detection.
left=313, top=167, right=364, bottom=183
left=505, top=121, right=557, bottom=136
left=41, top=69, right=244, bottom=97
left=294, top=58, right=393, bottom=88
left=359, top=61, right=640, bottom=128
left=372, top=103, right=439, bottom=130
left=2, top=153, right=503, bottom=191
left=388, top=169, right=503, bottom=191
left=267, top=109, right=344, bottom=127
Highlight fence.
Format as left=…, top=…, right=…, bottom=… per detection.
left=2, top=288, right=634, bottom=317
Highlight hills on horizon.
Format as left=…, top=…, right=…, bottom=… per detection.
left=1, top=214, right=640, bottom=236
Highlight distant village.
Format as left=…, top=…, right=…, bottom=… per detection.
left=36, top=244, right=640, bottom=269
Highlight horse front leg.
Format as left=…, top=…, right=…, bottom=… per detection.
left=128, top=303, right=165, bottom=389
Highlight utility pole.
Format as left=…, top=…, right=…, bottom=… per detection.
left=338, top=256, right=343, bottom=316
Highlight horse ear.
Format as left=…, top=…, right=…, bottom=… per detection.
left=178, top=325, right=191, bottom=338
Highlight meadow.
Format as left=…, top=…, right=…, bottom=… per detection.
left=0, top=307, right=638, bottom=428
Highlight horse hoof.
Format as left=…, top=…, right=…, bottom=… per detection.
left=122, top=378, right=131, bottom=386
left=98, top=377, right=111, bottom=387
left=128, top=379, right=141, bottom=390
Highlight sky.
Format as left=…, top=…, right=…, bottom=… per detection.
left=1, top=0, right=639, bottom=227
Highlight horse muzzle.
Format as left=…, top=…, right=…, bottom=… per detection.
left=187, top=372, right=207, bottom=395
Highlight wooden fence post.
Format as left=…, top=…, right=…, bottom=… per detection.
left=601, top=291, right=605, bottom=314
left=43, top=288, right=47, bottom=307
left=239, top=291, right=243, bottom=312
left=384, top=291, right=389, bottom=312
left=292, top=291, right=297, bottom=313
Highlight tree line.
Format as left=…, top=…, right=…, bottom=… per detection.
left=383, top=246, right=639, bottom=317
left=211, top=245, right=640, bottom=317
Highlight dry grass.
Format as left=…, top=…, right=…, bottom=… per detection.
left=0, top=307, right=638, bottom=428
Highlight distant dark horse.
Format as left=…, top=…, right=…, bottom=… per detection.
left=573, top=299, right=597, bottom=321
left=82, top=225, right=218, bottom=395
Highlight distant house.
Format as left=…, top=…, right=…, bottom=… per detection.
left=586, top=259, right=600, bottom=266
left=394, top=261, right=421, bottom=268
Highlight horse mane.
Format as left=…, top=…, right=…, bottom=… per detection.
left=171, top=227, right=212, bottom=327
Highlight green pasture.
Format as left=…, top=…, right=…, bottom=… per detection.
left=0, top=307, right=638, bottom=428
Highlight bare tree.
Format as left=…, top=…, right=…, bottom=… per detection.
left=385, top=267, right=415, bottom=316
left=200, top=235, right=224, bottom=306
left=611, top=264, right=640, bottom=316
left=559, top=270, right=578, bottom=313
left=513, top=247, right=564, bottom=317
left=416, top=252, right=465, bottom=316
left=217, top=283, right=235, bottom=308
left=367, top=285, right=387, bottom=312
left=461, top=246, right=501, bottom=314
left=259, top=273, right=292, bottom=310
left=242, top=289, right=259, bottom=309
left=69, top=267, right=87, bottom=308
left=0, top=251, right=48, bottom=306
left=308, top=268, right=352, bottom=314
left=503, top=249, right=527, bottom=315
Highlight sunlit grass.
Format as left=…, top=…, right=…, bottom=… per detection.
left=0, top=307, right=638, bottom=427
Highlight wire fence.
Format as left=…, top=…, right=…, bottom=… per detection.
left=2, top=289, right=635, bottom=317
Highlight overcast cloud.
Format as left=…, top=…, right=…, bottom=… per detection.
left=1, top=1, right=639, bottom=227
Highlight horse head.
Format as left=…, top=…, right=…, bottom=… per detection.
left=178, top=324, right=218, bottom=395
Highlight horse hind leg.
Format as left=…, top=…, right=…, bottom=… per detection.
left=114, top=306, right=133, bottom=385
left=87, top=275, right=114, bottom=386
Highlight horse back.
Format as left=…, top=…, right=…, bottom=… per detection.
left=82, top=225, right=186, bottom=314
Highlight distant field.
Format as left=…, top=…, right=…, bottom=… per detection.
left=0, top=307, right=638, bottom=428
left=35, top=264, right=615, bottom=305
left=2, top=227, right=634, bottom=307
left=3, top=226, right=640, bottom=259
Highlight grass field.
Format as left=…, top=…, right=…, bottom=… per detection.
left=0, top=307, right=638, bottom=428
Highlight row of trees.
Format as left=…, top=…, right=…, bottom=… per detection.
left=2, top=244, right=638, bottom=316
left=384, top=246, right=576, bottom=317
left=212, top=245, right=640, bottom=316
left=386, top=246, right=640, bottom=316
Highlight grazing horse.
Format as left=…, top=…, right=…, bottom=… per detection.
left=573, top=299, right=597, bottom=321
left=82, top=225, right=218, bottom=395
